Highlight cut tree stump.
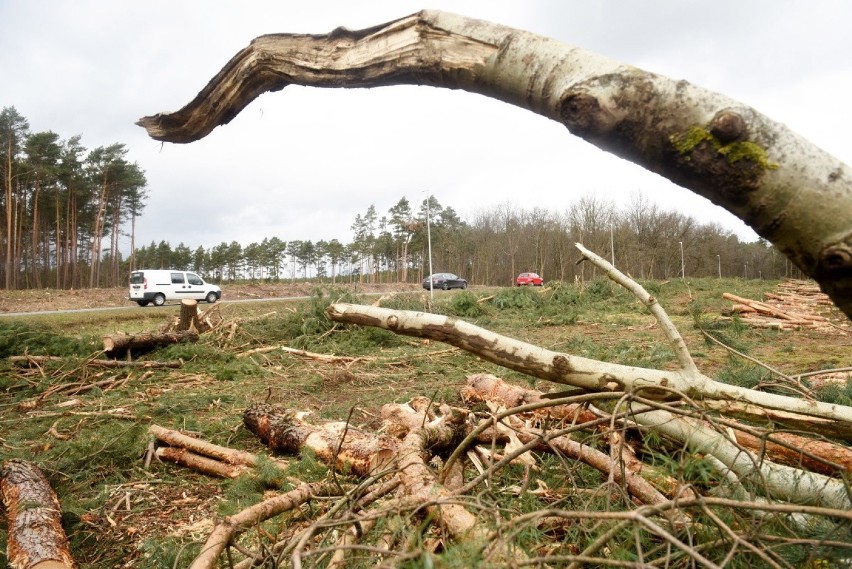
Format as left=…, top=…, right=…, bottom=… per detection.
left=1, top=459, right=77, bottom=569
left=103, top=330, right=198, bottom=358
left=178, top=298, right=200, bottom=332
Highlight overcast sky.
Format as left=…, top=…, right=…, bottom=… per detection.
left=3, top=1, right=851, bottom=253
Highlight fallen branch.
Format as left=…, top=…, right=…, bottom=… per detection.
left=103, top=330, right=198, bottom=358
left=235, top=345, right=370, bottom=364
left=155, top=447, right=249, bottom=479
left=1, top=459, right=77, bottom=569
left=188, top=481, right=340, bottom=569
left=148, top=424, right=287, bottom=470
left=325, top=300, right=852, bottom=424
left=136, top=10, right=852, bottom=318
left=8, top=355, right=183, bottom=369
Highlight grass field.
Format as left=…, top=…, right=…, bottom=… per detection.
left=1, top=278, right=850, bottom=568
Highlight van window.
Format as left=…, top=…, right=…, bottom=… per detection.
left=187, top=273, right=203, bottom=286
left=129, top=272, right=144, bottom=285
left=171, top=272, right=185, bottom=284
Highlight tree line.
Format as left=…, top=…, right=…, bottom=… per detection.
left=134, top=193, right=799, bottom=288
left=1, top=106, right=148, bottom=290
left=1, top=105, right=795, bottom=291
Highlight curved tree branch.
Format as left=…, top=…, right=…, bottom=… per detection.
left=325, top=301, right=852, bottom=426
left=138, top=10, right=852, bottom=317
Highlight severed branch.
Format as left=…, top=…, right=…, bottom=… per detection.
left=236, top=344, right=371, bottom=364
left=325, top=303, right=852, bottom=425
left=9, top=355, right=183, bottom=369
left=147, top=424, right=289, bottom=478
left=188, top=481, right=340, bottom=569
left=576, top=243, right=698, bottom=375
left=136, top=10, right=852, bottom=319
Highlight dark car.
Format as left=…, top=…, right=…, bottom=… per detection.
left=516, top=272, right=543, bottom=286
left=422, top=273, right=468, bottom=290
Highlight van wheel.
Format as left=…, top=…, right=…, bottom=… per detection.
left=136, top=300, right=149, bottom=307
left=205, top=291, right=218, bottom=303
left=152, top=293, right=166, bottom=307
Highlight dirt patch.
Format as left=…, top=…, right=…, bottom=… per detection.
left=0, top=282, right=423, bottom=314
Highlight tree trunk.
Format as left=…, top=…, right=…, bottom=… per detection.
left=103, top=329, right=198, bottom=358
left=0, top=459, right=77, bottom=569
left=137, top=10, right=852, bottom=319
left=178, top=298, right=199, bottom=332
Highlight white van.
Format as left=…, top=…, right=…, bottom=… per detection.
left=128, top=269, right=221, bottom=307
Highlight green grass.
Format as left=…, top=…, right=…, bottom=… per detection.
left=1, top=278, right=850, bottom=567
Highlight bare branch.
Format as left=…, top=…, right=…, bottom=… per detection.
left=137, top=10, right=852, bottom=317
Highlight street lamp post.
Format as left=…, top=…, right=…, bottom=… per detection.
left=610, top=223, right=615, bottom=267
left=679, top=241, right=685, bottom=279
left=425, top=193, right=434, bottom=303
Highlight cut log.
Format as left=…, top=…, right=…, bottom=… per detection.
left=178, top=298, right=200, bottom=332
left=461, top=373, right=600, bottom=424
left=155, top=447, right=249, bottom=478
left=103, top=329, right=198, bottom=358
left=243, top=404, right=398, bottom=477
left=1, top=459, right=77, bottom=569
left=148, top=424, right=284, bottom=468
left=734, top=430, right=852, bottom=476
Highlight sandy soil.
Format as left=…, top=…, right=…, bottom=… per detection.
left=0, top=281, right=422, bottom=313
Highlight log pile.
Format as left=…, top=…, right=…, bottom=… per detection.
left=721, top=280, right=848, bottom=332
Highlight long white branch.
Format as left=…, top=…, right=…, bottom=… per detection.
left=137, top=10, right=852, bottom=318
left=326, top=303, right=852, bottom=425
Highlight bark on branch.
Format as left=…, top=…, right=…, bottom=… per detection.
left=137, top=10, right=852, bottom=318
left=325, top=302, right=852, bottom=425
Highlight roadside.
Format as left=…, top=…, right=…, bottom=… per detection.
left=0, top=281, right=424, bottom=313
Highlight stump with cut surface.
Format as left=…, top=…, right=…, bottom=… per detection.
left=1, top=459, right=77, bottom=569
left=178, top=298, right=200, bottom=332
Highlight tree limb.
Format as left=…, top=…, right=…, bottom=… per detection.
left=137, top=10, right=852, bottom=318
left=325, top=302, right=852, bottom=425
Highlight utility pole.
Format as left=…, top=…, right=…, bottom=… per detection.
left=679, top=241, right=685, bottom=279
left=425, top=192, right=434, bottom=303
left=610, top=223, right=615, bottom=267
left=717, top=254, right=721, bottom=279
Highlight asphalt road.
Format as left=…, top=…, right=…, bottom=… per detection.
left=0, top=295, right=317, bottom=318
left=0, top=290, right=427, bottom=318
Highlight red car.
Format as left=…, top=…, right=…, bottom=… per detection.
left=516, top=272, right=543, bottom=286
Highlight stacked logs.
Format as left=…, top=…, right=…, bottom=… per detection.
left=721, top=280, right=846, bottom=332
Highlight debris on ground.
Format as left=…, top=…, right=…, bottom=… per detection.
left=721, top=279, right=849, bottom=333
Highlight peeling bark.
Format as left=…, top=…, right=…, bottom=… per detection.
left=1, top=459, right=77, bottom=569
left=137, top=10, right=852, bottom=318
left=461, top=373, right=600, bottom=424
left=243, top=404, right=398, bottom=477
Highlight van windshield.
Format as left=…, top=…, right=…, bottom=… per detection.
left=129, top=272, right=144, bottom=285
